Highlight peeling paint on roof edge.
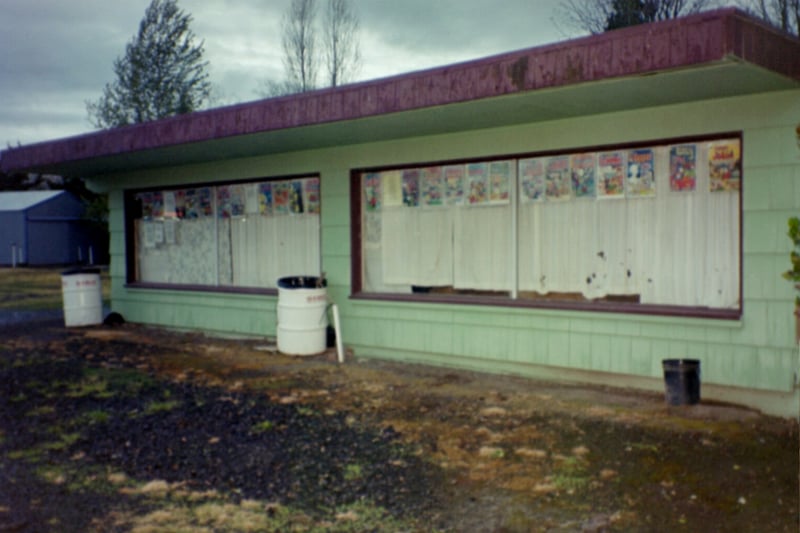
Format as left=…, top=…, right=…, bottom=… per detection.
left=1, top=8, right=798, bottom=176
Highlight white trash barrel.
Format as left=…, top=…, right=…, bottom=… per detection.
left=276, top=276, right=328, bottom=356
left=61, top=269, right=103, bottom=327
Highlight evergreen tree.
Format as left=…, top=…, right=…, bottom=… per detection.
left=606, top=0, right=653, bottom=30
left=86, top=0, right=211, bottom=128
left=556, top=0, right=713, bottom=35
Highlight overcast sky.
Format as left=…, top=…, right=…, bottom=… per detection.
left=0, top=0, right=574, bottom=147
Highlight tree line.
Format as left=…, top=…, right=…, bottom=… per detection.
left=558, top=0, right=798, bottom=34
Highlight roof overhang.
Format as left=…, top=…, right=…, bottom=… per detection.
left=2, top=8, right=798, bottom=179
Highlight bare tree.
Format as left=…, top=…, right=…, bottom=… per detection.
left=555, top=0, right=717, bottom=34
left=322, top=0, right=361, bottom=87
left=737, top=0, right=799, bottom=35
left=282, top=0, right=318, bottom=93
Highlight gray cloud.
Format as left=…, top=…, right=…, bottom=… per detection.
left=0, top=0, right=568, bottom=147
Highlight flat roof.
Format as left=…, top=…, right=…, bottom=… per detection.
left=1, top=8, right=798, bottom=178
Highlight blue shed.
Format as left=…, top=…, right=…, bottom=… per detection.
left=0, top=190, right=98, bottom=266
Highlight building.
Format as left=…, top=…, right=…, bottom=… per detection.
left=0, top=190, right=98, bottom=266
left=2, top=9, right=799, bottom=416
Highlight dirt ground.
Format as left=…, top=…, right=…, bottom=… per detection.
left=1, top=317, right=798, bottom=532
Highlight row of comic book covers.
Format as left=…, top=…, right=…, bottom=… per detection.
left=137, top=178, right=321, bottom=220
left=362, top=139, right=740, bottom=211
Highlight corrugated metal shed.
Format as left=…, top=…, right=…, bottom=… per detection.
left=0, top=190, right=62, bottom=212
left=0, top=191, right=100, bottom=266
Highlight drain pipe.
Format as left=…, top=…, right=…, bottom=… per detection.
left=331, top=304, right=344, bottom=364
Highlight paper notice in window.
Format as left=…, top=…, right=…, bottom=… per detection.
left=143, top=221, right=156, bottom=248
left=164, top=218, right=176, bottom=245
left=163, top=191, right=176, bottom=218
left=245, top=183, right=260, bottom=214
left=153, top=221, right=165, bottom=244
left=382, top=170, right=403, bottom=207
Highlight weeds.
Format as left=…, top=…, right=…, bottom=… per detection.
left=0, top=267, right=109, bottom=310
left=250, top=420, right=274, bottom=434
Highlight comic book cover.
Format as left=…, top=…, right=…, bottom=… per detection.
left=273, top=181, right=291, bottom=215
left=174, top=189, right=187, bottom=218
left=467, top=162, right=489, bottom=205
left=304, top=177, right=321, bottom=214
left=216, top=186, right=232, bottom=218
left=708, top=139, right=741, bottom=192
left=545, top=156, right=571, bottom=200
left=138, top=192, right=154, bottom=219
left=259, top=182, right=273, bottom=216
left=444, top=165, right=465, bottom=205
left=626, top=149, right=655, bottom=197
left=217, top=185, right=246, bottom=218
left=571, top=153, right=596, bottom=198
left=402, top=169, right=420, bottom=207
left=489, top=160, right=512, bottom=204
left=198, top=187, right=213, bottom=217
left=363, top=173, right=381, bottom=212
left=669, top=144, right=696, bottom=191
left=289, top=180, right=305, bottom=214
left=597, top=151, right=625, bottom=198
left=421, top=166, right=444, bottom=206
left=519, top=158, right=545, bottom=203
left=150, top=192, right=164, bottom=218
left=184, top=189, right=202, bottom=218
left=230, top=185, right=246, bottom=216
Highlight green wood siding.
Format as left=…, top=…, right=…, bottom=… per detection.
left=102, top=89, right=800, bottom=414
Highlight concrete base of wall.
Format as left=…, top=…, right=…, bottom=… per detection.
left=356, top=347, right=800, bottom=419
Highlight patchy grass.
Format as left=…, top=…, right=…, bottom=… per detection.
left=250, top=420, right=274, bottom=434
left=0, top=267, right=109, bottom=310
left=551, top=456, right=590, bottom=493
left=99, top=488, right=418, bottom=533
left=143, top=400, right=182, bottom=415
left=342, top=462, right=364, bottom=481
left=2, top=320, right=798, bottom=532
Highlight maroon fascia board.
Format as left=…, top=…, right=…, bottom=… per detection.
left=1, top=8, right=798, bottom=175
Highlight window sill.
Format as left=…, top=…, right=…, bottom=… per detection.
left=125, top=282, right=277, bottom=297
left=350, top=291, right=742, bottom=321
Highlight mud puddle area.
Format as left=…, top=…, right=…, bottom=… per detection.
left=1, top=320, right=798, bottom=532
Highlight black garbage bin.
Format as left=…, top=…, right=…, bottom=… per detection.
left=662, top=359, right=700, bottom=406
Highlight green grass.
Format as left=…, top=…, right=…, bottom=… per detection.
left=250, top=420, right=274, bottom=434
left=0, top=267, right=110, bottom=311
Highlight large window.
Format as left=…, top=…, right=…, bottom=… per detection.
left=355, top=135, right=741, bottom=317
left=127, top=175, right=321, bottom=291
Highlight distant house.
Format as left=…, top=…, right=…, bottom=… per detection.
left=1, top=9, right=798, bottom=416
left=0, top=190, right=99, bottom=266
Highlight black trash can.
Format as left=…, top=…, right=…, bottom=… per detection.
left=662, top=359, right=700, bottom=406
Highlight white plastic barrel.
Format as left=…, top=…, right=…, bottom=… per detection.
left=276, top=276, right=328, bottom=356
left=61, top=269, right=103, bottom=327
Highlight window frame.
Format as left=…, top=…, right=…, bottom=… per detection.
left=350, top=132, right=743, bottom=320
left=124, top=172, right=322, bottom=296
